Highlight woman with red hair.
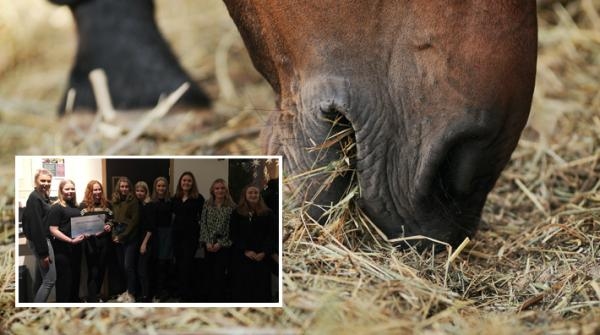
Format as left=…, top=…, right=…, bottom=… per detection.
left=79, top=180, right=113, bottom=302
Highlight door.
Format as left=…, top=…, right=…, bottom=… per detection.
left=105, top=158, right=170, bottom=197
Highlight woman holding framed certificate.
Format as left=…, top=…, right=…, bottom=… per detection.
left=48, top=179, right=86, bottom=302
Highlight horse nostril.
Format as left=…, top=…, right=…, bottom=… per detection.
left=319, top=100, right=348, bottom=119
left=439, top=141, right=494, bottom=199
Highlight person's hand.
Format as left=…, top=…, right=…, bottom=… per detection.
left=72, top=235, right=85, bottom=244
left=254, top=252, right=265, bottom=262
left=104, top=224, right=112, bottom=233
left=244, top=250, right=257, bottom=260
left=212, top=243, right=221, bottom=252
left=40, top=256, right=52, bottom=270
left=113, top=236, right=120, bottom=243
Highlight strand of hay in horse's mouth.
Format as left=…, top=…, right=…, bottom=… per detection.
left=283, top=113, right=392, bottom=249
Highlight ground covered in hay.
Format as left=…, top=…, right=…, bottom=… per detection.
left=0, top=0, right=599, bottom=334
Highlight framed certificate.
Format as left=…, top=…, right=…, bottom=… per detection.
left=71, top=214, right=106, bottom=238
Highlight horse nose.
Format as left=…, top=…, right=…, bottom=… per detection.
left=438, top=139, right=496, bottom=199
left=416, top=113, right=503, bottom=204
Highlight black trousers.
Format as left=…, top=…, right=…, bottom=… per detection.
left=115, top=239, right=138, bottom=295
left=106, top=240, right=125, bottom=296
left=154, top=259, right=173, bottom=298
left=83, top=234, right=110, bottom=302
left=137, top=240, right=153, bottom=299
left=51, top=239, right=82, bottom=302
left=172, top=230, right=198, bottom=302
left=230, top=252, right=271, bottom=303
left=204, top=247, right=230, bottom=302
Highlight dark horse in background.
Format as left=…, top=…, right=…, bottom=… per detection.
left=49, top=0, right=538, bottom=248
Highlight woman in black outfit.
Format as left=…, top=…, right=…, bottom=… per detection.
left=262, top=178, right=280, bottom=302
left=134, top=181, right=155, bottom=302
left=150, top=176, right=173, bottom=301
left=229, top=184, right=274, bottom=303
left=22, top=168, right=55, bottom=302
left=171, top=171, right=204, bottom=302
left=79, top=180, right=113, bottom=302
left=47, top=179, right=85, bottom=302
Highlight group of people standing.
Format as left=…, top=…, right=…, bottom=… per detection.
left=22, top=168, right=278, bottom=303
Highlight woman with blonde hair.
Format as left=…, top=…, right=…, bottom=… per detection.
left=172, top=171, right=204, bottom=301
left=134, top=180, right=154, bottom=302
left=151, top=176, right=173, bottom=301
left=22, top=168, right=55, bottom=302
left=198, top=178, right=236, bottom=302
left=47, top=179, right=85, bottom=302
left=229, top=184, right=274, bottom=302
left=111, top=176, right=140, bottom=302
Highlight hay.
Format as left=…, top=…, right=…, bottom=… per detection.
left=1, top=0, right=599, bottom=334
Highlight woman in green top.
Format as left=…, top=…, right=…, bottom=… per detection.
left=111, top=176, right=139, bottom=303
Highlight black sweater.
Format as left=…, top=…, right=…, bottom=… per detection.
left=22, top=190, right=51, bottom=258
left=230, top=210, right=274, bottom=255
left=152, top=198, right=172, bottom=228
left=138, top=200, right=156, bottom=239
left=47, top=201, right=81, bottom=238
left=172, top=195, right=204, bottom=238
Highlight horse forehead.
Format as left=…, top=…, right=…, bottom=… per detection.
left=230, top=1, right=535, bottom=58
left=225, top=0, right=536, bottom=98
left=238, top=1, right=532, bottom=27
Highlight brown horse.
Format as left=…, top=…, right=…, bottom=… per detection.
left=50, top=0, right=538, bottom=248
left=223, top=1, right=538, bottom=247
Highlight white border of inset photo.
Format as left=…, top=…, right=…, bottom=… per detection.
left=15, top=155, right=283, bottom=308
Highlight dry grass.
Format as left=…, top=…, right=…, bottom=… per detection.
left=1, top=0, right=599, bottom=334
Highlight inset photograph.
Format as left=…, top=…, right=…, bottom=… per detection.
left=15, top=156, right=281, bottom=307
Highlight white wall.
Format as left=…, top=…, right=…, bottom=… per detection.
left=15, top=156, right=35, bottom=208
left=16, top=156, right=103, bottom=207
left=17, top=157, right=231, bottom=205
left=65, top=157, right=103, bottom=202
left=172, top=158, right=229, bottom=199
